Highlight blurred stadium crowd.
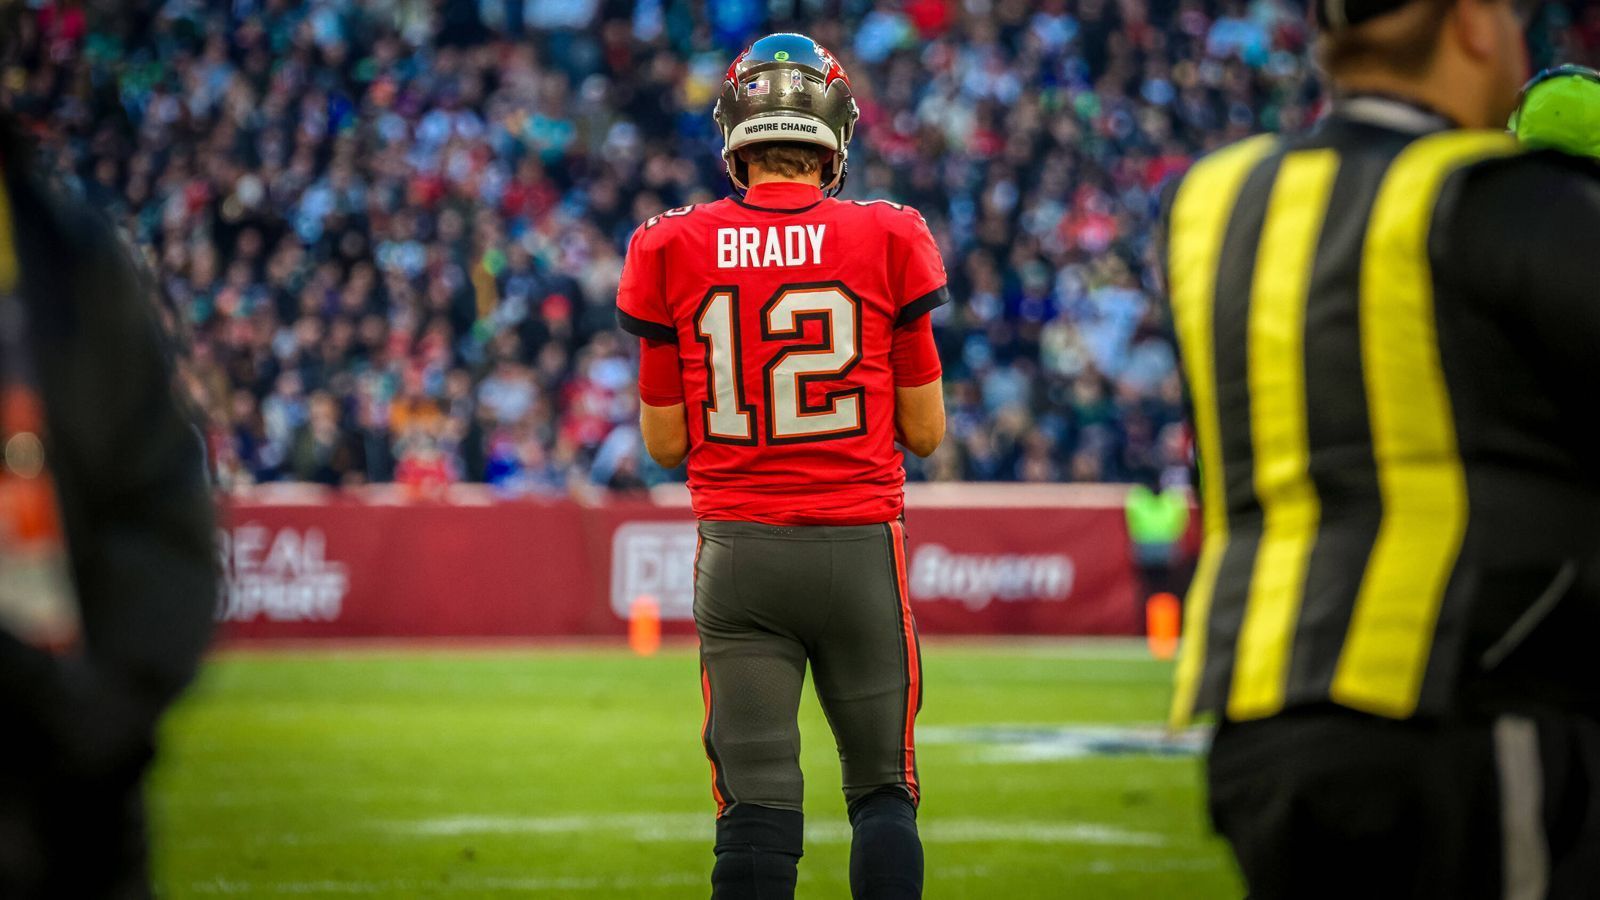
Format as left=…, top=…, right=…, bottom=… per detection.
left=5, top=0, right=1596, bottom=495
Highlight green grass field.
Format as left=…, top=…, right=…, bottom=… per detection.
left=148, top=640, right=1240, bottom=898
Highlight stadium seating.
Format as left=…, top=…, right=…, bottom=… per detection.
left=8, top=0, right=1594, bottom=492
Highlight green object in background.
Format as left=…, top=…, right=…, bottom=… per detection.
left=1510, top=65, right=1600, bottom=160
left=1126, top=484, right=1190, bottom=546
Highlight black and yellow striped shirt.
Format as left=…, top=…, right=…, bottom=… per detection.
left=1165, top=98, right=1600, bottom=727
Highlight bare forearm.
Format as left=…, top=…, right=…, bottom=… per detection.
left=895, top=381, right=945, bottom=457
left=641, top=402, right=690, bottom=468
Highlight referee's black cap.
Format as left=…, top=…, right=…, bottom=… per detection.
left=1313, top=0, right=1413, bottom=30
left=1313, top=0, right=1541, bottom=31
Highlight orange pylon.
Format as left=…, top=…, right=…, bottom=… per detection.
left=629, top=595, right=662, bottom=656
left=1146, top=592, right=1181, bottom=661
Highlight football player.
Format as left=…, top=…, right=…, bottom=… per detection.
left=616, top=32, right=948, bottom=900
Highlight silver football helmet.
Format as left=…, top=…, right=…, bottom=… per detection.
left=713, top=33, right=860, bottom=197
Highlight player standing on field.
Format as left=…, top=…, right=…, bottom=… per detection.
left=615, top=33, right=947, bottom=900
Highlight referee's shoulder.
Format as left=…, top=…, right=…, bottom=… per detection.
left=1450, top=146, right=1600, bottom=206
left=1450, top=147, right=1600, bottom=220
left=1435, top=149, right=1600, bottom=258
left=1157, top=133, right=1282, bottom=234
left=1431, top=148, right=1600, bottom=314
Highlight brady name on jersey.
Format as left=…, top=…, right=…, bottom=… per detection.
left=714, top=224, right=826, bottom=268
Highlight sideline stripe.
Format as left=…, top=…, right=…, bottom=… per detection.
left=1226, top=149, right=1338, bottom=720
left=1330, top=131, right=1517, bottom=717
left=889, top=520, right=921, bottom=804
left=1165, top=134, right=1277, bottom=728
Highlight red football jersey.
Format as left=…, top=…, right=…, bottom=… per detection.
left=617, top=181, right=948, bottom=525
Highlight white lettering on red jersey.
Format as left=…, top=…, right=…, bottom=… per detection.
left=617, top=182, right=949, bottom=525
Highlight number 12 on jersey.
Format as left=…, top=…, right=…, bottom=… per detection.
left=693, top=282, right=866, bottom=446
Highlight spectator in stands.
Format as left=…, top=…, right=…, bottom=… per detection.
left=3, top=0, right=1592, bottom=496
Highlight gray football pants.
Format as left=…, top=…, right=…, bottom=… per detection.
left=694, top=519, right=923, bottom=816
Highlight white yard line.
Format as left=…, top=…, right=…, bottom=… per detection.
left=392, top=812, right=706, bottom=837
left=189, top=873, right=704, bottom=894
left=917, top=723, right=1209, bottom=763
left=384, top=813, right=1165, bottom=847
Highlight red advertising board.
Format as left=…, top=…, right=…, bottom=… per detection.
left=218, top=486, right=1157, bottom=641
left=902, top=505, right=1139, bottom=635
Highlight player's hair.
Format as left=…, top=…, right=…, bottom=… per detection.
left=738, top=142, right=824, bottom=179
left=1316, top=0, right=1456, bottom=80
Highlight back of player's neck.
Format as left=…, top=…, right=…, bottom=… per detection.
left=745, top=172, right=822, bottom=189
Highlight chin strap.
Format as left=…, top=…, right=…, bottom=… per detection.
left=824, top=160, right=848, bottom=198
left=726, top=156, right=750, bottom=196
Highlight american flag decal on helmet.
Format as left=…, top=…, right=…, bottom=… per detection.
left=747, top=78, right=769, bottom=96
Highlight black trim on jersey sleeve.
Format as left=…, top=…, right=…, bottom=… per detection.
left=617, top=308, right=676, bottom=343
left=895, top=285, right=950, bottom=327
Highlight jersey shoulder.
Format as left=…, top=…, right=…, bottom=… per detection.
left=838, top=197, right=932, bottom=235
left=629, top=202, right=716, bottom=252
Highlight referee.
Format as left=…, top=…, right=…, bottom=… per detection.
left=1163, top=0, right=1600, bottom=896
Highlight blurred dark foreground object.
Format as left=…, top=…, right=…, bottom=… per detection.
left=0, top=119, right=217, bottom=898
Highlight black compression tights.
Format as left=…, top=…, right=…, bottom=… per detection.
left=848, top=788, right=923, bottom=899
left=710, top=794, right=922, bottom=899
left=712, top=804, right=802, bottom=899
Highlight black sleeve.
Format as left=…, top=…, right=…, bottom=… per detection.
left=1435, top=152, right=1600, bottom=408
left=0, top=175, right=217, bottom=775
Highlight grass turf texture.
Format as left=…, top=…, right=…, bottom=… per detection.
left=149, top=640, right=1240, bottom=897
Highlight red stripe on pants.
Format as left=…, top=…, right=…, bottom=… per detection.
left=700, top=661, right=729, bottom=816
left=889, top=520, right=921, bottom=804
left=695, top=533, right=729, bottom=816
